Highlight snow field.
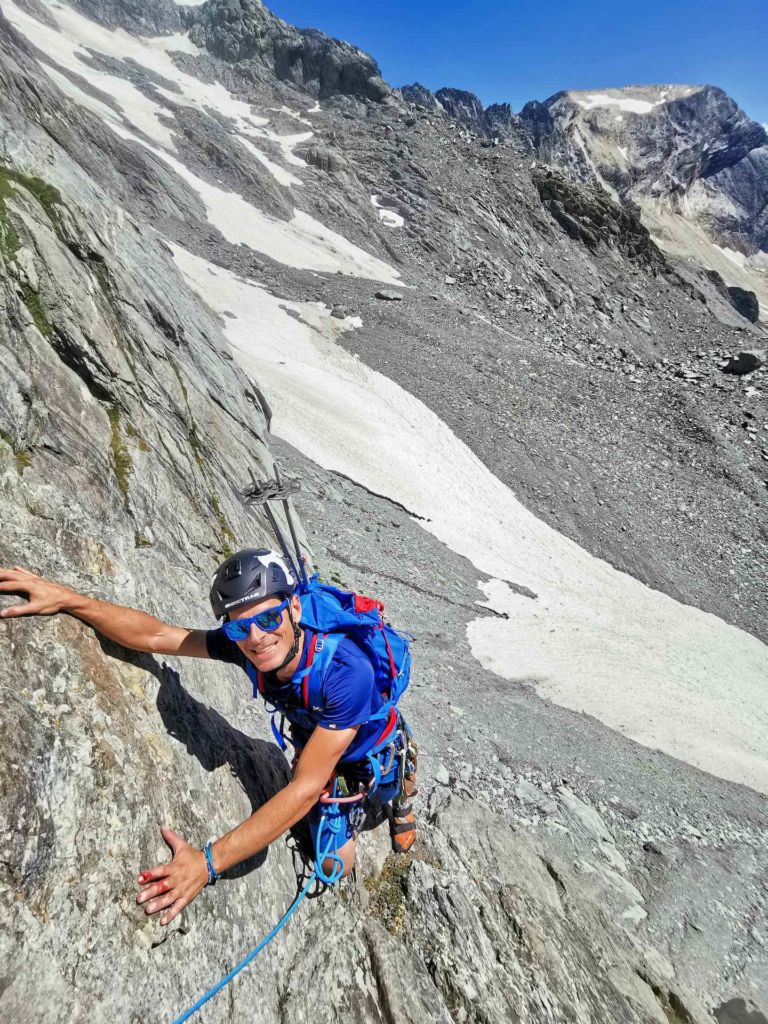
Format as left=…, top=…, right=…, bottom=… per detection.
left=576, top=93, right=659, bottom=115
left=171, top=244, right=768, bottom=795
left=573, top=86, right=698, bottom=116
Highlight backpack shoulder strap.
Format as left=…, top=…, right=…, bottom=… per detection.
left=294, top=631, right=345, bottom=714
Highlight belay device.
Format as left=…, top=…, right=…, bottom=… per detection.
left=169, top=467, right=415, bottom=1024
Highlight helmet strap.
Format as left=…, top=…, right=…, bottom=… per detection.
left=275, top=602, right=302, bottom=673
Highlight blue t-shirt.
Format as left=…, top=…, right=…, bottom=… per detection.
left=206, top=629, right=386, bottom=763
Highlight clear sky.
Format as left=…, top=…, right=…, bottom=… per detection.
left=267, top=0, right=768, bottom=125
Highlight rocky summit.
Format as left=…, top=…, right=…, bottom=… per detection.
left=0, top=2, right=766, bottom=1023
left=518, top=85, right=768, bottom=321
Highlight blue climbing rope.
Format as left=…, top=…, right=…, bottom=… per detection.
left=169, top=868, right=318, bottom=1024
left=168, top=771, right=368, bottom=1022
left=312, top=781, right=350, bottom=886
left=168, top=807, right=349, bottom=1024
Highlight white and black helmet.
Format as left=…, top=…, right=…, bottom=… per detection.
left=210, top=548, right=296, bottom=620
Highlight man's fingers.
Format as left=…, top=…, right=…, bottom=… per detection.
left=160, top=898, right=186, bottom=927
left=0, top=603, right=37, bottom=619
left=136, top=878, right=171, bottom=904
left=0, top=579, right=28, bottom=591
left=137, top=865, right=169, bottom=885
left=144, top=892, right=177, bottom=916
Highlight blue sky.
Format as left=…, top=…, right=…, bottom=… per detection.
left=267, top=0, right=768, bottom=125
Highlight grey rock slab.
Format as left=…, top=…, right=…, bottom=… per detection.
left=515, top=779, right=558, bottom=815
left=556, top=785, right=613, bottom=842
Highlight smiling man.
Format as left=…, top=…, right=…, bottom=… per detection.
left=0, top=549, right=416, bottom=926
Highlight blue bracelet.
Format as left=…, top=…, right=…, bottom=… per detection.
left=204, top=842, right=219, bottom=886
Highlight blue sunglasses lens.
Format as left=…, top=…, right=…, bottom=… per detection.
left=223, top=601, right=287, bottom=641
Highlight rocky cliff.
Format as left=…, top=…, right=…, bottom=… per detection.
left=399, top=80, right=768, bottom=322
left=0, top=2, right=767, bottom=1023
left=517, top=85, right=768, bottom=320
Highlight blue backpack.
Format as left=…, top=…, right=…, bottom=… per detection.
left=250, top=578, right=412, bottom=765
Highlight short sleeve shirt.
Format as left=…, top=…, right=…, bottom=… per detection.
left=206, top=628, right=386, bottom=762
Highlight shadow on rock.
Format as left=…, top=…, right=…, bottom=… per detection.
left=99, top=639, right=291, bottom=879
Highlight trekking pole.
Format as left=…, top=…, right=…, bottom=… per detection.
left=274, top=465, right=309, bottom=587
left=241, top=468, right=300, bottom=581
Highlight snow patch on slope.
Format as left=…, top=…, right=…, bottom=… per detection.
left=238, top=137, right=303, bottom=188
left=171, top=244, right=768, bottom=795
left=4, top=0, right=307, bottom=182
left=105, top=123, right=397, bottom=277
left=371, top=195, right=404, bottom=228
left=576, top=93, right=659, bottom=115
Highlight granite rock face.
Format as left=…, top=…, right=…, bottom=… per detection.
left=187, top=0, right=389, bottom=101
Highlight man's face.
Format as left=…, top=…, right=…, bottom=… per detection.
left=228, top=593, right=302, bottom=674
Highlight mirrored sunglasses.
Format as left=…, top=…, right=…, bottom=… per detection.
left=222, top=598, right=289, bottom=641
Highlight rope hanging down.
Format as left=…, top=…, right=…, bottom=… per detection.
left=169, top=868, right=318, bottom=1024
left=169, top=814, right=348, bottom=1023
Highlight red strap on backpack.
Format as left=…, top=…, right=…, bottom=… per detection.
left=301, top=632, right=321, bottom=708
left=372, top=705, right=398, bottom=748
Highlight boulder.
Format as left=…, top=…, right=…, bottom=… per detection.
left=721, top=349, right=766, bottom=375
left=727, top=286, right=760, bottom=323
left=301, top=145, right=349, bottom=173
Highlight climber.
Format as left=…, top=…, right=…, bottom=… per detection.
left=0, top=551, right=417, bottom=927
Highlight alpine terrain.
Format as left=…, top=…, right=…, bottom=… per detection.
left=0, top=1, right=766, bottom=1022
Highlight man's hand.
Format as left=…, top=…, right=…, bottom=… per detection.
left=0, top=564, right=209, bottom=657
left=0, top=566, right=77, bottom=617
left=136, top=826, right=208, bottom=926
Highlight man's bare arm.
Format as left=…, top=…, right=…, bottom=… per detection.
left=210, top=723, right=357, bottom=873
left=0, top=566, right=209, bottom=657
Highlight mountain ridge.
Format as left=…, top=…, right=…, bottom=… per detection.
left=400, top=78, right=768, bottom=318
